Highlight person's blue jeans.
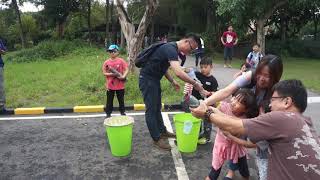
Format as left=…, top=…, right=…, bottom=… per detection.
left=139, top=75, right=167, bottom=141
left=195, top=48, right=204, bottom=67
left=0, top=67, right=5, bottom=110
left=224, top=46, right=234, bottom=62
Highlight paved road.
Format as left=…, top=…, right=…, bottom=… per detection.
left=0, top=113, right=259, bottom=180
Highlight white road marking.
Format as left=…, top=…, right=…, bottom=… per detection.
left=0, top=111, right=183, bottom=121
left=308, top=97, right=320, bottom=104
left=162, top=112, right=189, bottom=180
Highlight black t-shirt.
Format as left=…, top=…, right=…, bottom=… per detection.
left=140, top=42, right=179, bottom=80
left=192, top=71, right=218, bottom=100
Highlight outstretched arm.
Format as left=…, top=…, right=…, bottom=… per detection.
left=223, top=131, right=256, bottom=148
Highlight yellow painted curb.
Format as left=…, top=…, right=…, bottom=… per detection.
left=134, top=104, right=145, bottom=111
left=74, top=105, right=104, bottom=113
left=133, top=103, right=164, bottom=111
left=14, top=107, right=45, bottom=115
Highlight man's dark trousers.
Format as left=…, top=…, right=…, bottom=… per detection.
left=139, top=75, right=167, bottom=141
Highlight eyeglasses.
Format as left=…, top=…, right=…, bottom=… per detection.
left=109, top=51, right=117, bottom=53
left=270, top=96, right=286, bottom=102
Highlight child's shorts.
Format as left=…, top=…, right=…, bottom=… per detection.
left=228, top=156, right=250, bottom=178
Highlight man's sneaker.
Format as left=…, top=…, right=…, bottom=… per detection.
left=154, top=138, right=171, bottom=151
left=106, top=114, right=111, bottom=118
left=161, top=131, right=176, bottom=139
left=228, top=64, right=232, bottom=68
left=198, top=137, right=211, bottom=145
left=120, top=112, right=126, bottom=116
left=224, top=64, right=227, bottom=68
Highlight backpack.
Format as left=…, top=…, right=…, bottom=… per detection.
left=248, top=52, right=262, bottom=63
left=134, top=42, right=166, bottom=68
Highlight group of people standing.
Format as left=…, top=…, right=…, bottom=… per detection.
left=126, top=29, right=319, bottom=180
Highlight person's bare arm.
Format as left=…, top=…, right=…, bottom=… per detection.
left=233, top=71, right=243, bottom=79
left=223, top=131, right=256, bottom=148
left=102, top=64, right=116, bottom=77
left=220, top=36, right=225, bottom=45
left=165, top=70, right=180, bottom=91
left=234, top=38, right=238, bottom=45
left=0, top=49, right=5, bottom=55
left=165, top=70, right=174, bottom=83
left=169, top=61, right=205, bottom=93
left=191, top=102, right=246, bottom=136
left=204, top=83, right=239, bottom=106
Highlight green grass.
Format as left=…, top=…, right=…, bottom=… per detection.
left=213, top=53, right=320, bottom=93
left=4, top=47, right=183, bottom=108
left=3, top=47, right=320, bottom=108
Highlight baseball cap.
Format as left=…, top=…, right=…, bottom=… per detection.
left=107, top=44, right=120, bottom=51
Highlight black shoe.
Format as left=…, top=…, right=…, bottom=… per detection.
left=106, top=114, right=111, bottom=118
left=120, top=112, right=126, bottom=116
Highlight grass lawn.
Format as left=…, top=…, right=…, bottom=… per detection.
left=213, top=53, right=320, bottom=93
left=3, top=47, right=320, bottom=108
left=4, top=47, right=183, bottom=108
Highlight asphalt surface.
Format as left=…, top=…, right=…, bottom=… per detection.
left=0, top=113, right=260, bottom=180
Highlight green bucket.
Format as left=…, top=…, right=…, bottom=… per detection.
left=104, top=116, right=134, bottom=157
left=174, top=113, right=201, bottom=153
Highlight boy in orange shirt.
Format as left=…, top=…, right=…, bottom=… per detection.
left=102, top=45, right=128, bottom=117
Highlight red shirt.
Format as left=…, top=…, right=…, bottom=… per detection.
left=222, top=31, right=237, bottom=47
left=102, top=57, right=128, bottom=90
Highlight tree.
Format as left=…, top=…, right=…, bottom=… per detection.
left=116, top=0, right=159, bottom=70
left=1, top=0, right=27, bottom=48
left=105, top=0, right=110, bottom=44
left=35, top=0, right=81, bottom=38
left=87, top=0, right=92, bottom=44
left=217, top=0, right=288, bottom=54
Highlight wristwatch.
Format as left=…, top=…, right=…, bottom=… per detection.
left=204, top=108, right=214, bottom=121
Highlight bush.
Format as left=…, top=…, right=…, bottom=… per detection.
left=5, top=40, right=89, bottom=63
left=266, top=40, right=320, bottom=58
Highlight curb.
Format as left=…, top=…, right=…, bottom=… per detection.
left=1, top=104, right=182, bottom=115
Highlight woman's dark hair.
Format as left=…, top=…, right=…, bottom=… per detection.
left=272, top=79, right=307, bottom=113
left=254, top=54, right=283, bottom=90
left=233, top=89, right=259, bottom=118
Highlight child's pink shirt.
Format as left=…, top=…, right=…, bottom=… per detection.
left=211, top=101, right=247, bottom=170
left=102, top=57, right=128, bottom=90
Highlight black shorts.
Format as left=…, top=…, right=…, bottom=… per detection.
left=227, top=156, right=250, bottom=178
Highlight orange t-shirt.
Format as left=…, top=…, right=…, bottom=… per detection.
left=102, top=57, right=128, bottom=90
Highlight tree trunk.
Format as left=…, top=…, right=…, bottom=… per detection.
left=313, top=8, right=318, bottom=41
left=315, top=20, right=318, bottom=41
left=56, top=21, right=66, bottom=39
left=120, top=31, right=125, bottom=48
left=116, top=0, right=159, bottom=71
left=256, top=19, right=266, bottom=55
left=206, top=0, right=213, bottom=32
left=12, top=0, right=26, bottom=48
left=87, top=0, right=92, bottom=45
left=105, top=0, right=110, bottom=44
left=110, top=1, right=116, bottom=43
left=256, top=0, right=287, bottom=54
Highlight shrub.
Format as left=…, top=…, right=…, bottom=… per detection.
left=5, top=40, right=89, bottom=63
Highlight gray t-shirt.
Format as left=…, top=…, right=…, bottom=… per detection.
left=243, top=111, right=320, bottom=180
